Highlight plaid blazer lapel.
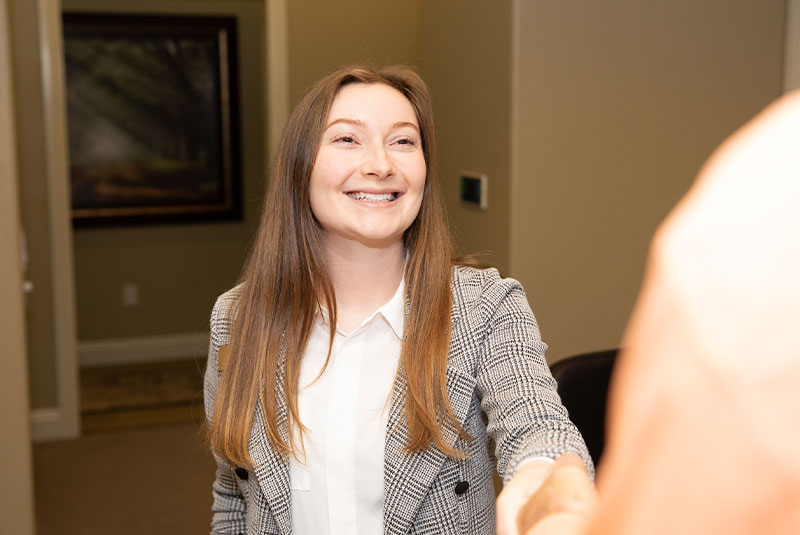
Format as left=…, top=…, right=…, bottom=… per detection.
left=250, top=350, right=292, bottom=535
left=382, top=356, right=477, bottom=534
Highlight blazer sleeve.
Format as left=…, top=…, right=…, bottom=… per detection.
left=473, top=273, right=594, bottom=482
left=204, top=290, right=248, bottom=534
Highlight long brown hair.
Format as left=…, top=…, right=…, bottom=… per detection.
left=210, top=65, right=467, bottom=468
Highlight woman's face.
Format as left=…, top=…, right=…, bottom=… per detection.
left=309, top=83, right=426, bottom=250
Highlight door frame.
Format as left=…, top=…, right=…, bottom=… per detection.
left=29, top=0, right=80, bottom=441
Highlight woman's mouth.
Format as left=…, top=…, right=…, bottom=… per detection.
left=345, top=191, right=400, bottom=202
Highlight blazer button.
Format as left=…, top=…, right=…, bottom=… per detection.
left=454, top=480, right=469, bottom=495
left=234, top=467, right=249, bottom=480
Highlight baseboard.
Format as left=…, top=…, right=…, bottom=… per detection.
left=31, top=407, right=79, bottom=442
left=78, top=332, right=210, bottom=368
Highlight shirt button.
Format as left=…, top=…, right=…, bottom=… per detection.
left=454, top=480, right=469, bottom=495
left=235, top=467, right=249, bottom=480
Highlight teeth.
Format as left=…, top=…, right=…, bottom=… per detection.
left=347, top=192, right=397, bottom=202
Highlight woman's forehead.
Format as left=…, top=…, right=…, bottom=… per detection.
left=327, top=83, right=419, bottom=128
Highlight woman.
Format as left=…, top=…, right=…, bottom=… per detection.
left=204, top=65, right=592, bottom=535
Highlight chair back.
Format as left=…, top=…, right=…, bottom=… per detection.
left=550, top=349, right=618, bottom=468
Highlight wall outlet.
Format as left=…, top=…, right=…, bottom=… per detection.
left=122, top=283, right=139, bottom=307
left=460, top=172, right=488, bottom=210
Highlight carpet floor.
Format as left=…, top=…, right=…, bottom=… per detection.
left=34, top=423, right=216, bottom=535
left=34, top=358, right=216, bottom=534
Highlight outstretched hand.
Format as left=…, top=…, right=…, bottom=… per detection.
left=496, top=454, right=596, bottom=535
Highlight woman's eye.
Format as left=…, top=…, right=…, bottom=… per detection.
left=334, top=135, right=356, bottom=144
left=395, top=138, right=416, bottom=146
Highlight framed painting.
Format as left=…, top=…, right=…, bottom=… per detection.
left=62, top=13, right=242, bottom=226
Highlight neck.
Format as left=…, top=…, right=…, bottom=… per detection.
left=323, top=236, right=406, bottom=333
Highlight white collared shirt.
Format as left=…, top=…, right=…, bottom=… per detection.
left=290, top=279, right=405, bottom=535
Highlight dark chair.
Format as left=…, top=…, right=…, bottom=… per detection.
left=550, top=349, right=618, bottom=468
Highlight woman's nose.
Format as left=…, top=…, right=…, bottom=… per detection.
left=360, top=145, right=394, bottom=179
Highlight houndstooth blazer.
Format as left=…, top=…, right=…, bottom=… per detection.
left=204, top=266, right=593, bottom=535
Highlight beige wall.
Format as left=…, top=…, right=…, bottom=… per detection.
left=1, top=0, right=36, bottom=528
left=511, top=0, right=786, bottom=361
left=419, top=0, right=513, bottom=272
left=288, top=0, right=421, bottom=104
left=60, top=0, right=266, bottom=341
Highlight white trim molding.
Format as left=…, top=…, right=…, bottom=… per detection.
left=31, top=408, right=70, bottom=442
left=33, top=0, right=80, bottom=442
left=79, top=332, right=211, bottom=368
left=786, top=0, right=800, bottom=93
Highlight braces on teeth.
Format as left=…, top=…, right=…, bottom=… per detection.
left=347, top=192, right=397, bottom=201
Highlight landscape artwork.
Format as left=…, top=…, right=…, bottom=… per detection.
left=63, top=13, right=241, bottom=226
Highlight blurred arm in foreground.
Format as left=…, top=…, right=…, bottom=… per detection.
left=520, top=90, right=800, bottom=535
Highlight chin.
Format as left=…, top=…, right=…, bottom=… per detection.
left=347, top=223, right=405, bottom=242
left=347, top=229, right=406, bottom=249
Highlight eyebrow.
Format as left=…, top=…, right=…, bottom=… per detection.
left=324, top=118, right=420, bottom=132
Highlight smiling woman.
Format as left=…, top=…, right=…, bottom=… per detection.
left=203, top=65, right=592, bottom=535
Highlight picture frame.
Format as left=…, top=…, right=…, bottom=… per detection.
left=62, top=12, right=242, bottom=226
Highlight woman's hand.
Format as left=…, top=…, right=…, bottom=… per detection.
left=496, top=453, right=597, bottom=535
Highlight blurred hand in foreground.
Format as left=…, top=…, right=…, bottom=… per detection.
left=517, top=453, right=597, bottom=535
left=496, top=454, right=596, bottom=535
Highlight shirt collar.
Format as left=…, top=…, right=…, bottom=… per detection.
left=316, top=276, right=405, bottom=339
left=378, top=276, right=405, bottom=339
